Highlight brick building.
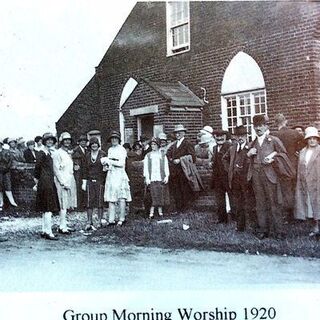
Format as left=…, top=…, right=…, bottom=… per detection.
left=56, top=1, right=320, bottom=147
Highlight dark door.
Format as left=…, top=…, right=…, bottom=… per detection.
left=140, top=115, right=154, bottom=138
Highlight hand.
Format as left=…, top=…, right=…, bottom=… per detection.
left=173, top=159, right=180, bottom=164
left=263, top=156, right=274, bottom=164
left=32, top=184, right=37, bottom=192
left=247, top=148, right=257, bottom=157
left=163, top=176, right=169, bottom=184
left=100, top=157, right=109, bottom=166
left=74, top=164, right=80, bottom=171
left=145, top=178, right=150, bottom=186
left=81, top=180, right=87, bottom=191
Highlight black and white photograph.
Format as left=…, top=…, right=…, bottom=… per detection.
left=0, top=1, right=319, bottom=319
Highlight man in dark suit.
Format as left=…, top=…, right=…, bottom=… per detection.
left=247, top=115, right=287, bottom=239
left=222, top=126, right=254, bottom=231
left=211, top=129, right=232, bottom=223
left=167, top=124, right=196, bottom=213
left=273, top=113, right=304, bottom=222
left=72, top=135, right=88, bottom=211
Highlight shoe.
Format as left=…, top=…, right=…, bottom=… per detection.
left=0, top=237, right=8, bottom=242
left=99, top=219, right=107, bottom=228
left=149, top=214, right=154, bottom=219
left=256, top=232, right=268, bottom=240
left=67, top=226, right=76, bottom=232
left=84, top=224, right=94, bottom=231
left=40, top=232, right=46, bottom=238
left=309, top=231, right=319, bottom=237
left=44, top=233, right=59, bottom=241
left=58, top=228, right=71, bottom=235
left=117, top=220, right=125, bottom=226
left=107, top=221, right=116, bottom=226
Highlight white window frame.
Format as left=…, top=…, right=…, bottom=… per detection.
left=221, top=89, right=267, bottom=141
left=166, top=1, right=190, bottom=56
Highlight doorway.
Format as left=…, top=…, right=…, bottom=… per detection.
left=137, top=114, right=154, bottom=139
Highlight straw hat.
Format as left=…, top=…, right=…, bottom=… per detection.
left=173, top=124, right=187, bottom=132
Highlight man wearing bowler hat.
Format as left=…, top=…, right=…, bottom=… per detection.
left=167, top=124, right=196, bottom=213
left=247, top=114, right=287, bottom=239
left=211, top=129, right=232, bottom=223
left=222, top=125, right=253, bottom=231
left=72, top=135, right=88, bottom=211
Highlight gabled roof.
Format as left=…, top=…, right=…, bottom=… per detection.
left=142, top=79, right=205, bottom=107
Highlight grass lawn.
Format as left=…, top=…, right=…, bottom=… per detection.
left=89, top=210, right=320, bottom=258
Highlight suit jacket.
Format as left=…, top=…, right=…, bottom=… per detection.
left=167, top=138, right=195, bottom=178
left=72, top=145, right=88, bottom=178
left=211, top=142, right=231, bottom=188
left=247, top=135, right=287, bottom=184
left=222, top=142, right=250, bottom=189
left=24, top=149, right=39, bottom=163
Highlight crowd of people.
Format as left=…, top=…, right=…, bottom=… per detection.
left=0, top=112, right=319, bottom=241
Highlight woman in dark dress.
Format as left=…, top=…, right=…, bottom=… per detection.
left=34, top=132, right=60, bottom=240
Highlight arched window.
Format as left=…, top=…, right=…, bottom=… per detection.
left=119, top=78, right=138, bottom=143
left=221, top=51, right=267, bottom=140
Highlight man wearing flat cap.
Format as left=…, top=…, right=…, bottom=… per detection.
left=247, top=114, right=287, bottom=239
left=167, top=124, right=196, bottom=213
left=72, top=135, right=88, bottom=211
left=211, top=129, right=232, bottom=223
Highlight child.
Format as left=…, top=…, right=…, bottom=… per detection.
left=143, top=137, right=170, bottom=218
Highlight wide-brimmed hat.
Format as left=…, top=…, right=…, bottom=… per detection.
left=59, top=132, right=72, bottom=143
left=253, top=114, right=269, bottom=126
left=7, top=138, right=17, bottom=144
left=234, top=125, right=248, bottom=136
left=213, top=129, right=228, bottom=137
left=158, top=133, right=167, bottom=141
left=108, top=130, right=121, bottom=143
left=78, top=135, right=88, bottom=143
left=199, top=134, right=212, bottom=145
left=42, top=132, right=57, bottom=144
left=304, top=126, right=320, bottom=140
left=89, top=136, right=100, bottom=147
left=173, top=124, right=187, bottom=132
left=150, top=137, right=160, bottom=147
left=200, top=125, right=213, bottom=135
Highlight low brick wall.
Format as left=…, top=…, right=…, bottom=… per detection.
left=8, top=161, right=216, bottom=212
left=128, top=160, right=215, bottom=213
left=11, top=163, right=36, bottom=210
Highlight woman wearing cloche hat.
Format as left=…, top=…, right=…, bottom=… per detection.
left=52, top=132, right=77, bottom=234
left=34, top=132, right=60, bottom=240
left=295, top=126, right=320, bottom=237
left=101, top=131, right=131, bottom=226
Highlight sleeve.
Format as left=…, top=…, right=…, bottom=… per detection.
left=164, top=155, right=169, bottom=178
left=34, top=152, right=44, bottom=180
left=108, top=147, right=126, bottom=167
left=82, top=154, right=89, bottom=180
left=52, top=151, right=66, bottom=185
left=143, top=155, right=149, bottom=179
left=186, top=140, right=196, bottom=163
left=274, top=136, right=287, bottom=155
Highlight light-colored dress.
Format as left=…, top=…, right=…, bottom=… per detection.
left=103, top=145, right=131, bottom=202
left=52, top=148, right=77, bottom=210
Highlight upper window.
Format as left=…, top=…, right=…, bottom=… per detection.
left=166, top=1, right=190, bottom=56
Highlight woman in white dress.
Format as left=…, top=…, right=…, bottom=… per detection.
left=101, top=131, right=131, bottom=226
left=52, top=132, right=77, bottom=234
left=295, top=126, right=320, bottom=237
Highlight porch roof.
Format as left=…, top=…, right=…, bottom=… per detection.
left=142, top=79, right=205, bottom=107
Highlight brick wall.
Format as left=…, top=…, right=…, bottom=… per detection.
left=57, top=1, right=320, bottom=146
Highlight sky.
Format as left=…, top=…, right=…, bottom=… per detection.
left=0, top=0, right=136, bottom=140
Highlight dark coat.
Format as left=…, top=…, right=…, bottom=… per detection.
left=247, top=135, right=287, bottom=184
left=211, top=142, right=231, bottom=189
left=295, top=145, right=320, bottom=220
left=24, top=149, right=39, bottom=163
left=273, top=127, right=304, bottom=169
left=222, top=143, right=250, bottom=189
left=0, top=149, right=12, bottom=173
left=34, top=150, right=60, bottom=213
left=167, top=138, right=196, bottom=178
left=82, top=150, right=107, bottom=184
left=72, top=146, right=88, bottom=177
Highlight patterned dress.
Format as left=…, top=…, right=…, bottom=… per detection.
left=103, top=145, right=131, bottom=202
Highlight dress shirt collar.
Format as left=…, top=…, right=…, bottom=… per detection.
left=257, top=132, right=268, bottom=146
left=176, top=137, right=185, bottom=148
